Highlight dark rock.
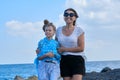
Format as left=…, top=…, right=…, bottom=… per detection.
left=14, top=75, right=24, bottom=80
left=14, top=68, right=120, bottom=80
left=83, top=68, right=120, bottom=80
left=101, top=67, right=112, bottom=73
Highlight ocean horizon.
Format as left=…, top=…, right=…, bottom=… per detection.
left=0, top=60, right=120, bottom=80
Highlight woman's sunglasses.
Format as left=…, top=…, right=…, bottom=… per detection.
left=64, top=13, right=76, bottom=17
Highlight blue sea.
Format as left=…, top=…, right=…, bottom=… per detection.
left=0, top=60, right=120, bottom=80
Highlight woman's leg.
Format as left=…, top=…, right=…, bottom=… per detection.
left=63, top=77, right=72, bottom=80
left=72, top=74, right=82, bottom=80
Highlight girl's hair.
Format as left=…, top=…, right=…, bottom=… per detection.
left=64, top=8, right=79, bottom=26
left=43, top=19, right=56, bottom=32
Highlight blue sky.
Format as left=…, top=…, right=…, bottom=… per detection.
left=0, top=0, right=120, bottom=64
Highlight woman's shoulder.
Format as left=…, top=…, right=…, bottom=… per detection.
left=76, top=26, right=83, bottom=30
left=56, top=26, right=64, bottom=35
left=75, top=26, right=84, bottom=31
left=57, top=26, right=63, bottom=31
left=75, top=26, right=84, bottom=35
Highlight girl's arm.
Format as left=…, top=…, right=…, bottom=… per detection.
left=38, top=52, right=54, bottom=60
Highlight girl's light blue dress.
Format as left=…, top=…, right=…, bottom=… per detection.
left=34, top=37, right=61, bottom=80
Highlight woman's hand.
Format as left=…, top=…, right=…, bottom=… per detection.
left=58, top=46, right=66, bottom=53
left=36, top=49, right=40, bottom=54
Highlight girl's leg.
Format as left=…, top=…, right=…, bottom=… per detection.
left=37, top=61, right=48, bottom=80
left=49, top=63, right=60, bottom=80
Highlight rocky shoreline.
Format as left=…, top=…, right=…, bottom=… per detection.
left=14, top=67, right=120, bottom=80
left=83, top=67, right=120, bottom=80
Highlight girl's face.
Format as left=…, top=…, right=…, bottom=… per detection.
left=45, top=26, right=55, bottom=39
left=64, top=10, right=76, bottom=25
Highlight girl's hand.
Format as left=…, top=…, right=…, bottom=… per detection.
left=38, top=52, right=54, bottom=60
left=45, top=52, right=54, bottom=57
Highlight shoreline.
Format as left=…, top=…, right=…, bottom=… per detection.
left=1, top=60, right=120, bottom=65
left=14, top=67, right=120, bottom=80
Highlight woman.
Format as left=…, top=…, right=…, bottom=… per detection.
left=56, top=8, right=86, bottom=80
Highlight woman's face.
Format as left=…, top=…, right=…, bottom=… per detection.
left=64, top=10, right=76, bottom=25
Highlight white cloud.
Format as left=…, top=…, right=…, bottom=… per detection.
left=6, top=20, right=44, bottom=38
left=89, top=11, right=95, bottom=19
left=66, top=0, right=87, bottom=7
left=85, top=38, right=120, bottom=61
left=64, top=0, right=120, bottom=30
left=55, top=14, right=65, bottom=28
left=87, top=40, right=110, bottom=50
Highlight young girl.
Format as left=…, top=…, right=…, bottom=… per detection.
left=34, top=20, right=61, bottom=80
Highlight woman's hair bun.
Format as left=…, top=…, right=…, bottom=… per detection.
left=44, top=19, right=49, bottom=25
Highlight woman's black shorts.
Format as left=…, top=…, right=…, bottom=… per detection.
left=60, top=55, right=85, bottom=77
